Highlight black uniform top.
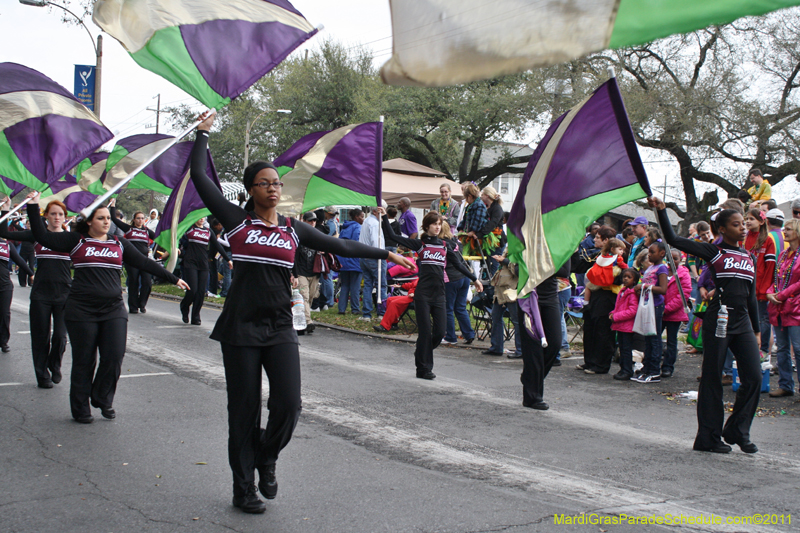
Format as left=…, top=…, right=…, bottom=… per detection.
left=0, top=216, right=72, bottom=303
left=444, top=236, right=468, bottom=283
left=0, top=239, right=33, bottom=291
left=28, top=204, right=179, bottom=321
left=20, top=239, right=35, bottom=256
left=659, top=208, right=758, bottom=334
left=180, top=225, right=229, bottom=271
left=190, top=131, right=391, bottom=347
left=381, top=217, right=476, bottom=301
left=109, top=207, right=156, bottom=256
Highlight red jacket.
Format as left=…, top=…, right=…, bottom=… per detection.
left=664, top=265, right=691, bottom=323
left=744, top=231, right=776, bottom=301
left=401, top=279, right=419, bottom=298
left=768, top=248, right=800, bottom=326
left=611, top=287, right=639, bottom=333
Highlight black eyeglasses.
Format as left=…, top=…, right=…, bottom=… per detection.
left=794, top=210, right=800, bottom=216
left=254, top=181, right=283, bottom=189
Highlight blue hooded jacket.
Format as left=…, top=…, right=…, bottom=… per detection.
left=337, top=220, right=362, bottom=272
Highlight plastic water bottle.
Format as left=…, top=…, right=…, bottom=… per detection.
left=291, top=289, right=307, bottom=330
left=715, top=304, right=728, bottom=338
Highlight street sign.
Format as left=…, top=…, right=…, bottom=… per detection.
left=74, top=65, right=96, bottom=112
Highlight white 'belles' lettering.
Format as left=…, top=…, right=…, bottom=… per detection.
left=244, top=229, right=292, bottom=250
left=422, top=250, right=446, bottom=262
left=85, top=246, right=120, bottom=258
left=723, top=256, right=755, bottom=272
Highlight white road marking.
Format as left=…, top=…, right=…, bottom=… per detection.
left=16, top=331, right=30, bottom=334
left=0, top=382, right=24, bottom=387
left=119, top=372, right=173, bottom=379
left=156, top=326, right=196, bottom=329
left=120, top=336, right=787, bottom=532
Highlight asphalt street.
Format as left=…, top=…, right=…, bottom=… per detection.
left=1, top=286, right=798, bottom=533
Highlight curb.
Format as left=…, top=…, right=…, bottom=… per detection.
left=151, top=291, right=225, bottom=309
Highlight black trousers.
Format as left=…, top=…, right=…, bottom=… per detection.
left=65, top=318, right=127, bottom=419
left=126, top=264, right=152, bottom=311
left=221, top=342, right=301, bottom=497
left=520, top=296, right=562, bottom=404
left=18, top=251, right=35, bottom=287
left=414, top=298, right=446, bottom=373
left=208, top=259, right=218, bottom=295
left=180, top=267, right=206, bottom=321
left=695, top=325, right=762, bottom=449
left=582, top=290, right=616, bottom=374
left=0, top=289, right=11, bottom=346
left=29, top=299, right=67, bottom=384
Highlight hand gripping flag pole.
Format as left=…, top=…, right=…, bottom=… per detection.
left=80, top=110, right=215, bottom=218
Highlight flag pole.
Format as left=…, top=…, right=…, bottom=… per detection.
left=651, top=207, right=691, bottom=316
left=0, top=197, right=34, bottom=224
left=377, top=115, right=385, bottom=305
left=80, top=109, right=215, bottom=218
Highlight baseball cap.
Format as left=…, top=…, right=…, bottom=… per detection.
left=628, top=216, right=648, bottom=226
left=302, top=211, right=317, bottom=221
left=324, top=206, right=338, bottom=214
left=766, top=208, right=785, bottom=221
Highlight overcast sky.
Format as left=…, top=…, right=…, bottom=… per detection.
left=2, top=1, right=798, bottom=204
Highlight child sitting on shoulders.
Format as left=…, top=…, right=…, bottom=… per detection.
left=611, top=268, right=641, bottom=380
left=661, top=250, right=692, bottom=377
left=585, top=238, right=628, bottom=294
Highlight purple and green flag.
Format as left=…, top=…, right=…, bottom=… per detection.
left=0, top=176, right=25, bottom=199
left=382, top=0, right=800, bottom=86
left=507, top=78, right=652, bottom=298
left=275, top=122, right=383, bottom=216
left=42, top=175, right=98, bottom=215
left=103, top=134, right=195, bottom=196
left=92, top=0, right=318, bottom=109
left=154, top=144, right=220, bottom=271
left=0, top=63, right=113, bottom=191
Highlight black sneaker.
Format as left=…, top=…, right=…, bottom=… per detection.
left=373, top=324, right=390, bottom=333
left=551, top=359, right=562, bottom=367
left=129, top=308, right=138, bottom=314
left=232, top=485, right=266, bottom=513
left=660, top=369, right=673, bottom=378
left=49, top=366, right=62, bottom=384
left=613, top=371, right=633, bottom=381
left=257, top=464, right=278, bottom=499
left=632, top=373, right=661, bottom=384
left=416, top=370, right=436, bottom=380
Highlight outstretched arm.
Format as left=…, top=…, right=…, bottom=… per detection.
left=380, top=215, right=421, bottom=251
left=294, top=221, right=414, bottom=269
left=648, top=198, right=718, bottom=262
left=120, top=238, right=186, bottom=288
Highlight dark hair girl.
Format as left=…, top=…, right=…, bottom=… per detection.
left=27, top=193, right=189, bottom=423
left=190, top=112, right=414, bottom=514
left=382, top=210, right=483, bottom=379
left=108, top=201, right=158, bottom=314
left=650, top=197, right=761, bottom=455
left=0, top=198, right=63, bottom=387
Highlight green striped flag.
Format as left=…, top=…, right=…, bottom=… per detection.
left=381, top=0, right=800, bottom=86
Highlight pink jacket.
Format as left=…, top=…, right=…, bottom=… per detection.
left=664, top=265, right=691, bottom=323
left=611, top=287, right=639, bottom=332
left=768, top=249, right=800, bottom=326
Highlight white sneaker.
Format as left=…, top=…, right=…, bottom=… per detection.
left=322, top=305, right=329, bottom=311
left=440, top=339, right=456, bottom=345
left=206, top=292, right=219, bottom=298
left=358, top=316, right=372, bottom=321
left=310, top=307, right=320, bottom=313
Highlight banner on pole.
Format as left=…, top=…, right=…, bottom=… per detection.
left=74, top=65, right=96, bottom=111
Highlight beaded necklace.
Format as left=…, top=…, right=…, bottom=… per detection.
left=775, top=247, right=799, bottom=293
